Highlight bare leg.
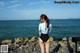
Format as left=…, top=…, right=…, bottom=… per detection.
left=39, top=38, right=45, bottom=53
left=45, top=40, right=50, bottom=53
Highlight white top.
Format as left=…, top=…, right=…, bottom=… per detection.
left=38, top=22, right=52, bottom=36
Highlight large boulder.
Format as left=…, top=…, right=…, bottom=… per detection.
left=2, top=39, right=12, bottom=46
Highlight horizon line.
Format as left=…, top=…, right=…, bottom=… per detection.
left=0, top=18, right=80, bottom=21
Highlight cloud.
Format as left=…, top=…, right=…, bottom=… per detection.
left=11, top=7, right=80, bottom=19
left=28, top=0, right=51, bottom=6
left=28, top=2, right=41, bottom=5
left=41, top=0, right=51, bottom=4
left=9, top=0, right=19, bottom=3
left=0, top=1, right=5, bottom=7
left=7, top=0, right=21, bottom=9
left=10, top=9, right=48, bottom=19
left=7, top=4, right=21, bottom=8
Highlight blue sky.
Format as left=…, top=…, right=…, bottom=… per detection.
left=0, top=0, right=80, bottom=20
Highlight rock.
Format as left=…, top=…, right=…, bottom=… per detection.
left=59, top=41, right=67, bottom=47
left=2, top=39, right=12, bottom=46
left=24, top=37, right=29, bottom=42
left=1, top=37, right=78, bottom=53
left=62, top=37, right=67, bottom=41
left=15, top=38, right=24, bottom=44
left=58, top=46, right=69, bottom=53
left=29, top=36, right=37, bottom=42
left=49, top=36, right=54, bottom=42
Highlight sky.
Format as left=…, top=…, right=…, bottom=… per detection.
left=0, top=0, right=80, bottom=20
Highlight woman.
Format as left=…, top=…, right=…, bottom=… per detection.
left=38, top=14, right=52, bottom=53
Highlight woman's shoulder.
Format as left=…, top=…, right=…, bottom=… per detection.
left=39, top=23, right=42, bottom=26
left=39, top=22, right=44, bottom=25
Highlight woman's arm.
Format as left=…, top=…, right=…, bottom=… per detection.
left=49, top=24, right=52, bottom=34
left=39, top=24, right=41, bottom=36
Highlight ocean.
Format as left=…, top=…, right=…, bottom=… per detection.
left=0, top=19, right=80, bottom=40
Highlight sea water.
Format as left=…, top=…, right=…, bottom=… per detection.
left=0, top=19, right=80, bottom=40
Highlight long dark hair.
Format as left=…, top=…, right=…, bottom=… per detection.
left=40, top=14, right=49, bottom=28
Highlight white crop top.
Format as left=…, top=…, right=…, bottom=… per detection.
left=38, top=22, right=52, bottom=36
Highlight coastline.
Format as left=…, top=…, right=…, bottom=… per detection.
left=0, top=36, right=80, bottom=53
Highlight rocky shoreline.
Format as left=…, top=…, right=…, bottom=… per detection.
left=0, top=36, right=80, bottom=53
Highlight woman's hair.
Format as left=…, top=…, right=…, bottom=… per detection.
left=40, top=14, right=49, bottom=28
